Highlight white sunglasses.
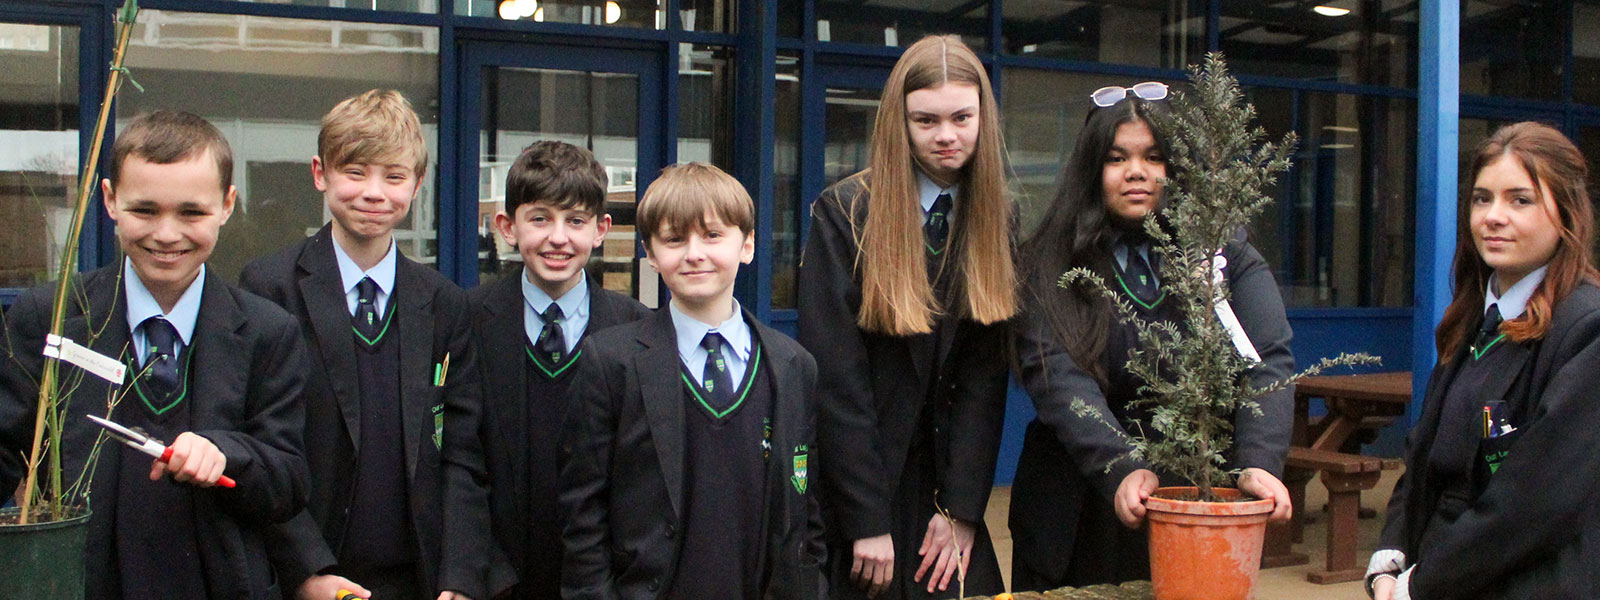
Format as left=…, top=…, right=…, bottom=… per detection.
left=1090, top=81, right=1169, bottom=107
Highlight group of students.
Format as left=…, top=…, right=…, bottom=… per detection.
left=0, top=31, right=1595, bottom=600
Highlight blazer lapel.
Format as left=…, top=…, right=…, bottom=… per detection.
left=584, top=276, right=628, bottom=332
left=482, top=276, right=530, bottom=503
left=298, top=227, right=364, bottom=448
left=396, top=257, right=436, bottom=478
left=188, top=273, right=249, bottom=434
left=635, top=310, right=686, bottom=518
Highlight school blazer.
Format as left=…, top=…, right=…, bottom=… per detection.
left=0, top=266, right=309, bottom=600
left=796, top=177, right=1011, bottom=540
left=559, top=308, right=829, bottom=600
left=464, top=273, right=651, bottom=596
left=1380, top=283, right=1600, bottom=599
left=239, top=224, right=492, bottom=599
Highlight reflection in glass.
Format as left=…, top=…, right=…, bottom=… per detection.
left=213, top=0, right=437, bottom=13
left=1001, top=69, right=1182, bottom=238
left=677, top=44, right=735, bottom=170
left=677, top=0, right=734, bottom=32
left=814, top=0, right=987, bottom=49
left=1220, top=0, right=1417, bottom=89
left=0, top=23, right=78, bottom=289
left=119, top=10, right=440, bottom=282
left=1252, top=90, right=1415, bottom=308
left=772, top=53, right=800, bottom=309
left=458, top=0, right=664, bottom=29
left=823, top=87, right=880, bottom=188
left=1575, top=4, right=1600, bottom=104
left=478, top=67, right=642, bottom=300
left=1461, top=1, right=1562, bottom=100
left=1002, top=0, right=1205, bottom=70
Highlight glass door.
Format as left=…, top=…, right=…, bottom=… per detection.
left=458, top=40, right=664, bottom=303
left=802, top=62, right=888, bottom=207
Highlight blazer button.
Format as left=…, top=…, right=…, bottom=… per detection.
left=664, top=524, right=675, bottom=538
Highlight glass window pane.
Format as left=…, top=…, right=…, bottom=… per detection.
left=0, top=23, right=79, bottom=290
left=824, top=86, right=880, bottom=187
left=119, top=10, right=439, bottom=282
left=815, top=0, right=988, bottom=49
left=457, top=0, right=665, bottom=29
left=1253, top=90, right=1415, bottom=308
left=213, top=0, right=437, bottom=13
left=677, top=0, right=734, bottom=33
left=772, top=52, right=800, bottom=309
left=1575, top=3, right=1600, bottom=104
left=1220, top=0, right=1417, bottom=89
left=1461, top=0, right=1563, bottom=100
left=779, top=2, right=802, bottom=38
left=676, top=44, right=735, bottom=170
left=477, top=67, right=642, bottom=298
left=1000, top=68, right=1183, bottom=238
left=1002, top=0, right=1206, bottom=70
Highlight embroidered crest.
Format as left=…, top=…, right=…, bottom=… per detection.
left=791, top=445, right=809, bottom=494
left=431, top=403, right=444, bottom=450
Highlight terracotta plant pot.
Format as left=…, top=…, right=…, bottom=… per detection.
left=1145, top=486, right=1273, bottom=600
left=0, top=507, right=92, bottom=600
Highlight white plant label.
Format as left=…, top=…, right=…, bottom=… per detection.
left=1210, top=254, right=1262, bottom=364
left=43, top=334, right=126, bottom=385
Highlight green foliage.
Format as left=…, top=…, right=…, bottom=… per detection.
left=1064, top=54, right=1379, bottom=501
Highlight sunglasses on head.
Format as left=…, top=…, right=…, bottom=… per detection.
left=1090, top=82, right=1169, bottom=107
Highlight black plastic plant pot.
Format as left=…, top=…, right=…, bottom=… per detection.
left=0, top=507, right=91, bottom=600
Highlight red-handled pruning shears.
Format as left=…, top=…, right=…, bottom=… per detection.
left=87, top=414, right=236, bottom=488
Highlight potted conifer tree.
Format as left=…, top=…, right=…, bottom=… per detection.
left=1057, top=54, right=1378, bottom=600
left=0, top=2, right=142, bottom=597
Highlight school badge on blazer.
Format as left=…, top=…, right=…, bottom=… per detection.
left=432, top=403, right=444, bottom=449
left=791, top=445, right=809, bottom=494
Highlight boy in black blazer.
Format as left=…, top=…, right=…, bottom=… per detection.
left=560, top=163, right=827, bottom=599
left=463, top=141, right=650, bottom=598
left=0, top=111, right=309, bottom=599
left=239, top=90, right=491, bottom=600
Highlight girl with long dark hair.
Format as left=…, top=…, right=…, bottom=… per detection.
left=1009, top=89, right=1296, bottom=590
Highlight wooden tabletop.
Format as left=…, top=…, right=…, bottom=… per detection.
left=1294, top=371, right=1412, bottom=405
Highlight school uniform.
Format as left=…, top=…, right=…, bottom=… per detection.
left=1373, top=270, right=1600, bottom=599
left=466, top=270, right=650, bottom=599
left=797, top=174, right=1010, bottom=599
left=1009, top=235, right=1295, bottom=590
left=559, top=304, right=828, bottom=600
left=239, top=224, right=492, bottom=600
left=0, top=261, right=309, bottom=600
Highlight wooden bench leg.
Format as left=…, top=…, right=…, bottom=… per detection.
left=1306, top=470, right=1382, bottom=584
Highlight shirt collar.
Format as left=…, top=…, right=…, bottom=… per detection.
left=332, top=237, right=398, bottom=296
left=123, top=257, right=204, bottom=346
left=669, top=299, right=751, bottom=362
left=1485, top=265, right=1548, bottom=321
left=522, top=269, right=590, bottom=321
left=916, top=171, right=959, bottom=214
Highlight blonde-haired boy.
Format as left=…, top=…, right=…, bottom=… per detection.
left=241, top=89, right=492, bottom=600
left=560, top=163, right=826, bottom=599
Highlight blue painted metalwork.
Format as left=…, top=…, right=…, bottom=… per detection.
left=1414, top=0, right=1459, bottom=422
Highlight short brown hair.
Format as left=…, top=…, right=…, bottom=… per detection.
left=637, top=162, right=753, bottom=247
left=505, top=141, right=608, bottom=217
left=318, top=89, right=428, bottom=177
left=108, top=110, right=233, bottom=191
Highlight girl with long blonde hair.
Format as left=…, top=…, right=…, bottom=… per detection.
left=797, top=34, right=1015, bottom=600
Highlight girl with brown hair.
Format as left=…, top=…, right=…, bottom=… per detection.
left=797, top=34, right=1015, bottom=600
left=1009, top=89, right=1296, bottom=590
left=1368, top=122, right=1600, bottom=599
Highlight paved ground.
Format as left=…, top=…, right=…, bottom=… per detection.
left=980, top=469, right=1403, bottom=600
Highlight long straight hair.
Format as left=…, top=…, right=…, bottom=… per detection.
left=850, top=34, right=1016, bottom=335
left=1020, top=98, right=1174, bottom=384
left=1437, top=122, right=1600, bottom=360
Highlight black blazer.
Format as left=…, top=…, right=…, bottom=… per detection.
left=1380, top=283, right=1600, bottom=598
left=465, top=273, right=651, bottom=596
left=796, top=178, right=1010, bottom=539
left=0, top=266, right=309, bottom=600
left=239, top=224, right=492, bottom=599
left=559, top=308, right=828, bottom=600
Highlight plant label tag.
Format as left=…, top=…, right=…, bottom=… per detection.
left=1214, top=300, right=1261, bottom=364
left=43, top=334, right=126, bottom=385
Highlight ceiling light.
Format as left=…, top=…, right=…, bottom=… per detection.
left=606, top=1, right=621, bottom=24
left=497, top=0, right=517, bottom=20
left=1313, top=5, right=1351, bottom=17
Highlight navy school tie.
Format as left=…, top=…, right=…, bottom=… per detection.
left=1122, top=240, right=1160, bottom=305
left=1472, top=303, right=1503, bottom=357
left=354, top=277, right=383, bottom=342
left=141, top=316, right=182, bottom=403
left=925, top=193, right=952, bottom=253
left=537, top=304, right=567, bottom=364
left=700, top=331, right=734, bottom=408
